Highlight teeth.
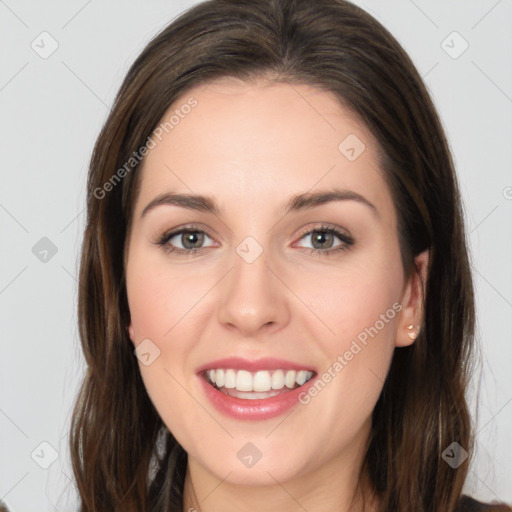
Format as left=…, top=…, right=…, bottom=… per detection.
left=216, top=369, right=225, bottom=388
left=271, top=369, right=284, bottom=389
left=285, top=370, right=296, bottom=388
left=296, top=370, right=308, bottom=386
left=224, top=369, right=236, bottom=389
left=205, top=368, right=314, bottom=392
left=253, top=370, right=272, bottom=392
left=236, top=370, right=253, bottom=392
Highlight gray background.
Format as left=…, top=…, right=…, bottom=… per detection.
left=1, top=1, right=511, bottom=510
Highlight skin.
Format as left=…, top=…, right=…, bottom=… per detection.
left=124, top=77, right=429, bottom=512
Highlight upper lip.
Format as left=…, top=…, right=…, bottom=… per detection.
left=196, top=357, right=317, bottom=374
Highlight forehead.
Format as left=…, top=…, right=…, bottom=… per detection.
left=133, top=77, right=393, bottom=221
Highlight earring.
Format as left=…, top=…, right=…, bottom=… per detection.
left=407, top=324, right=418, bottom=340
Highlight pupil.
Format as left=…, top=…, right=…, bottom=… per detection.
left=180, top=231, right=334, bottom=250
left=312, top=231, right=332, bottom=249
left=183, top=231, right=204, bottom=249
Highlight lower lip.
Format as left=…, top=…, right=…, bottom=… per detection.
left=198, top=374, right=317, bottom=421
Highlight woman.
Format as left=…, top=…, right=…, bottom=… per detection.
left=63, top=0, right=510, bottom=511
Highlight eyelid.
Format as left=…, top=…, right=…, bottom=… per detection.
left=291, top=224, right=354, bottom=251
left=155, top=222, right=354, bottom=256
left=294, top=223, right=352, bottom=241
left=157, top=223, right=217, bottom=241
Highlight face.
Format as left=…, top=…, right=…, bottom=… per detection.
left=124, top=77, right=427, bottom=489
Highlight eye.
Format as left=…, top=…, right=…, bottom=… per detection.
left=155, top=224, right=354, bottom=257
left=293, top=225, right=354, bottom=255
left=156, top=226, right=217, bottom=255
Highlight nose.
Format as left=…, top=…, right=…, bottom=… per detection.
left=216, top=246, right=291, bottom=337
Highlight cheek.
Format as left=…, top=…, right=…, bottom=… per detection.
left=289, top=261, right=401, bottom=460
left=296, top=255, right=403, bottom=349
left=126, top=252, right=213, bottom=343
left=289, top=248, right=404, bottom=413
left=126, top=255, right=211, bottom=445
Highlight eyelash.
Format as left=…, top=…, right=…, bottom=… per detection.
left=155, top=224, right=354, bottom=257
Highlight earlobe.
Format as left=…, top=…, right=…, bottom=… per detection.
left=406, top=323, right=419, bottom=341
left=395, top=249, right=430, bottom=347
left=128, top=323, right=136, bottom=344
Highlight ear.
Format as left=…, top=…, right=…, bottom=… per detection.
left=128, top=322, right=136, bottom=345
left=396, top=249, right=429, bottom=347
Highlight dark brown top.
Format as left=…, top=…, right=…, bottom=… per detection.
left=456, top=495, right=512, bottom=511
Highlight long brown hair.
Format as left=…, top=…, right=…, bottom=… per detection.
left=70, top=0, right=476, bottom=510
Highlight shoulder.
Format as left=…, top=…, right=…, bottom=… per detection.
left=456, top=495, right=512, bottom=511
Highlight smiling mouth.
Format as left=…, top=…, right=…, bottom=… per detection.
left=202, top=368, right=316, bottom=400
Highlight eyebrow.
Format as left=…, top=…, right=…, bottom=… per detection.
left=140, top=187, right=379, bottom=219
